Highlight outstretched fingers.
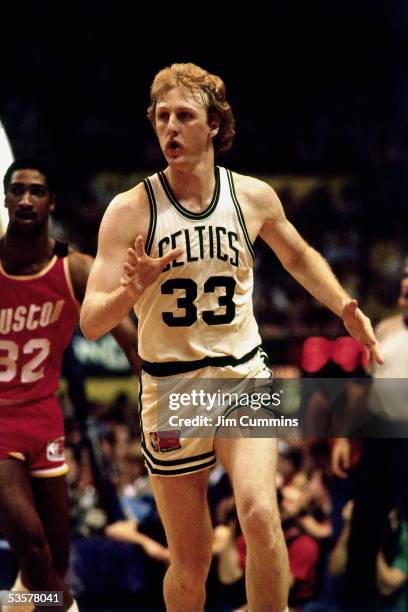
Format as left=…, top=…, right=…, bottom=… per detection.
left=123, top=261, right=136, bottom=273
left=367, top=339, right=384, bottom=366
left=361, top=322, right=384, bottom=366
left=158, top=246, right=184, bottom=269
left=124, top=236, right=145, bottom=266
left=119, top=236, right=184, bottom=295
left=134, top=235, right=146, bottom=258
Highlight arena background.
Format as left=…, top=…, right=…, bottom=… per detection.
left=1, top=1, right=407, bottom=611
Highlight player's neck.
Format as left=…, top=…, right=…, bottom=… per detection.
left=0, top=230, right=54, bottom=275
left=164, top=158, right=216, bottom=213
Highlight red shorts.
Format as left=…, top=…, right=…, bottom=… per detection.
left=0, top=395, right=67, bottom=478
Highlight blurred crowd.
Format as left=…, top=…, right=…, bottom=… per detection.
left=1, top=365, right=406, bottom=611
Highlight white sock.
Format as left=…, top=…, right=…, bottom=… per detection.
left=3, top=572, right=79, bottom=612
left=11, top=571, right=29, bottom=592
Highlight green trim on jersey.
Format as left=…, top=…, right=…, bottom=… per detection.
left=158, top=166, right=221, bottom=220
left=143, top=178, right=157, bottom=256
left=226, top=170, right=256, bottom=261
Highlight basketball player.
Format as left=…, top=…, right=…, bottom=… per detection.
left=81, top=63, right=382, bottom=612
left=0, top=157, right=139, bottom=612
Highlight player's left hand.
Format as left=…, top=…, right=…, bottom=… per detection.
left=341, top=299, right=384, bottom=365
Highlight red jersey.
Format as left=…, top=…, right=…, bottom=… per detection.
left=0, top=254, right=79, bottom=405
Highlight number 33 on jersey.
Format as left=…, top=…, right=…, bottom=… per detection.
left=135, top=167, right=262, bottom=364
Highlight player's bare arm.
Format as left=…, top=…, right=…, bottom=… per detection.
left=233, top=173, right=383, bottom=364
left=80, top=183, right=182, bottom=340
left=79, top=184, right=150, bottom=339
left=69, top=247, right=140, bottom=373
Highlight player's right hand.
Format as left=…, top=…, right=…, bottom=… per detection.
left=120, top=235, right=183, bottom=299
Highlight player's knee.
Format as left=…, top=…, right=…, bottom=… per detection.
left=240, top=499, right=281, bottom=544
left=172, top=554, right=211, bottom=585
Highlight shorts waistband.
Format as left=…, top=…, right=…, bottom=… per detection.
left=141, top=346, right=261, bottom=377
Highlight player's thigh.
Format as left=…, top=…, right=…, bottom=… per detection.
left=31, top=475, right=70, bottom=573
left=150, top=469, right=213, bottom=563
left=214, top=437, right=278, bottom=510
left=0, top=459, right=46, bottom=553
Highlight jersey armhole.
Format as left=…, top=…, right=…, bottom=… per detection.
left=143, top=178, right=157, bottom=256
left=226, top=169, right=256, bottom=261
left=63, top=257, right=81, bottom=313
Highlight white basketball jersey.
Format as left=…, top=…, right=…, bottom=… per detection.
left=135, top=166, right=261, bottom=364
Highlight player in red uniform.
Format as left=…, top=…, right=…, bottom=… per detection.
left=0, top=157, right=139, bottom=612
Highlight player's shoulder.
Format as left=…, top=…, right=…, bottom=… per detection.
left=231, top=172, right=277, bottom=204
left=230, top=170, right=276, bottom=200
left=375, top=313, right=404, bottom=340
left=99, top=182, right=150, bottom=234
left=109, top=182, right=149, bottom=213
left=67, top=248, right=93, bottom=268
left=65, top=248, right=94, bottom=302
left=94, top=180, right=152, bottom=248
left=67, top=248, right=93, bottom=287
left=229, top=170, right=281, bottom=217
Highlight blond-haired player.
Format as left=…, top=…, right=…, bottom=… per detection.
left=81, top=63, right=382, bottom=612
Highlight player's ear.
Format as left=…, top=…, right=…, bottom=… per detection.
left=49, top=196, right=56, bottom=213
left=209, top=119, right=220, bottom=138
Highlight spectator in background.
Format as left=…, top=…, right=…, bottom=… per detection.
left=329, top=502, right=408, bottom=611
left=280, top=484, right=321, bottom=610
left=376, top=507, right=408, bottom=610
left=65, top=444, right=108, bottom=539
left=331, top=260, right=408, bottom=609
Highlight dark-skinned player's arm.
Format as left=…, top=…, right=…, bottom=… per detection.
left=80, top=185, right=182, bottom=343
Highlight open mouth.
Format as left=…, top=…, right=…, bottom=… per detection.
left=167, top=141, right=182, bottom=153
